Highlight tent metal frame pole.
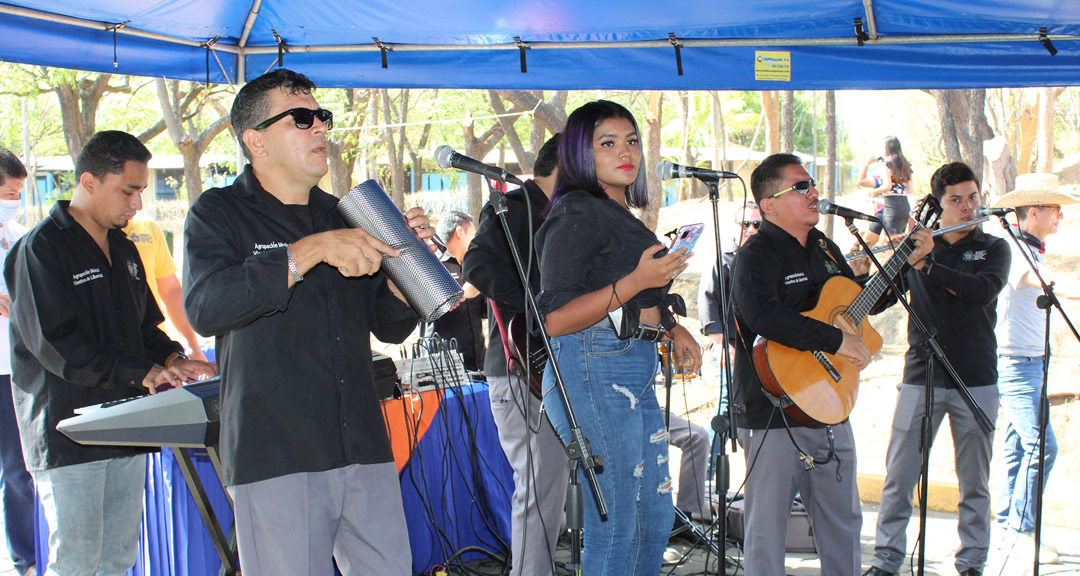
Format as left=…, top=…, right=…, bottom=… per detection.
left=862, top=0, right=879, bottom=40
left=0, top=3, right=241, bottom=53
left=239, top=32, right=1080, bottom=55
left=236, top=0, right=263, bottom=82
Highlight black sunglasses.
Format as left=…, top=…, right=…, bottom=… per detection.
left=254, top=107, right=334, bottom=131
left=769, top=178, right=816, bottom=199
left=740, top=220, right=762, bottom=230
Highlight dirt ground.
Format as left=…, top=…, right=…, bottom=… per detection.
left=655, top=192, right=1080, bottom=529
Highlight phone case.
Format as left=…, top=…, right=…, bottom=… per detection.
left=669, top=223, right=705, bottom=255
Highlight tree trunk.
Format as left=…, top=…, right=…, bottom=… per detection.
left=1037, top=86, right=1057, bottom=173
left=934, top=90, right=963, bottom=163
left=983, top=136, right=1015, bottom=203
left=55, top=74, right=114, bottom=166
left=488, top=91, right=530, bottom=172
left=762, top=91, right=780, bottom=155
left=780, top=90, right=795, bottom=154
left=642, top=91, right=664, bottom=231
left=678, top=91, right=702, bottom=200
left=155, top=79, right=230, bottom=205
left=496, top=90, right=568, bottom=134
left=380, top=89, right=406, bottom=207
left=824, top=91, right=837, bottom=239
left=710, top=91, right=732, bottom=201
left=1017, top=96, right=1038, bottom=175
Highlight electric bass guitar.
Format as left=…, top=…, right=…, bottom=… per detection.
left=752, top=196, right=940, bottom=427
left=507, top=313, right=546, bottom=400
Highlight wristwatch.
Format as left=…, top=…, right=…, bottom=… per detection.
left=166, top=351, right=189, bottom=369
left=920, top=253, right=935, bottom=275
left=287, top=247, right=304, bottom=283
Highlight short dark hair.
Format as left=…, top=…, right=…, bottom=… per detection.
left=0, top=147, right=27, bottom=186
left=750, top=153, right=804, bottom=204
left=75, top=131, right=152, bottom=181
left=533, top=133, right=560, bottom=178
left=929, top=162, right=978, bottom=199
left=552, top=100, right=649, bottom=210
left=232, top=68, right=317, bottom=160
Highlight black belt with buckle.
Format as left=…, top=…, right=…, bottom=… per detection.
left=630, top=323, right=666, bottom=343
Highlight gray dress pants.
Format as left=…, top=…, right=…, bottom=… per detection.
left=489, top=373, right=570, bottom=576
left=738, top=421, right=862, bottom=576
left=667, top=413, right=710, bottom=518
left=871, top=383, right=999, bottom=574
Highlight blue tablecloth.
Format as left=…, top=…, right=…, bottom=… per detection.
left=35, top=381, right=513, bottom=575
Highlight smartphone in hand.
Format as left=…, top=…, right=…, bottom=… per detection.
left=669, top=223, right=705, bottom=256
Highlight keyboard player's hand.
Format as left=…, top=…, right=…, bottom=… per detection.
left=143, top=364, right=184, bottom=394
left=169, top=358, right=218, bottom=383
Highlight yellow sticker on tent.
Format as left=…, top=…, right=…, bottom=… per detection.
left=754, top=51, right=791, bottom=81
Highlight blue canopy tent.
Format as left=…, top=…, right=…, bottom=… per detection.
left=1, top=0, right=1080, bottom=90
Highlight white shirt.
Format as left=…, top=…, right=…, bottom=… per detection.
left=0, top=219, right=27, bottom=375
left=995, top=232, right=1046, bottom=357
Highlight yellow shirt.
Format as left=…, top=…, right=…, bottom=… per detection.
left=122, top=219, right=176, bottom=315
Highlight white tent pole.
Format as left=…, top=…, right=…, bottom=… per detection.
left=862, top=0, right=879, bottom=40
left=236, top=0, right=263, bottom=83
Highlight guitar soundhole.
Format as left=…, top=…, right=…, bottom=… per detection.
left=831, top=308, right=859, bottom=336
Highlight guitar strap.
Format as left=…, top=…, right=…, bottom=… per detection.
left=816, top=238, right=845, bottom=277
left=488, top=301, right=517, bottom=371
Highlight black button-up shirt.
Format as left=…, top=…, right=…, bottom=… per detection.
left=535, top=190, right=668, bottom=318
left=731, top=220, right=892, bottom=430
left=4, top=201, right=180, bottom=471
left=901, top=227, right=1010, bottom=389
left=184, top=166, right=419, bottom=486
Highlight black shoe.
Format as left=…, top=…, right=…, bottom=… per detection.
left=958, top=570, right=982, bottom=576
left=863, top=568, right=896, bottom=576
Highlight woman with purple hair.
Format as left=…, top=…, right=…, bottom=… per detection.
left=535, top=100, right=702, bottom=574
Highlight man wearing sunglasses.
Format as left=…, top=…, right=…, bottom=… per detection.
left=730, top=154, right=932, bottom=576
left=183, top=69, right=434, bottom=576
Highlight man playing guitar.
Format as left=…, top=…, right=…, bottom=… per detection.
left=731, top=153, right=931, bottom=575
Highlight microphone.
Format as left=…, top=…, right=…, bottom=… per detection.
left=816, top=199, right=881, bottom=222
left=975, top=206, right=1014, bottom=218
left=434, top=145, right=523, bottom=185
left=655, top=160, right=739, bottom=181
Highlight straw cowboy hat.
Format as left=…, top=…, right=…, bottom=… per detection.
left=992, top=173, right=1080, bottom=209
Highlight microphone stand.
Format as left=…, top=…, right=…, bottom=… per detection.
left=702, top=176, right=736, bottom=572
left=483, top=178, right=606, bottom=575
left=843, top=218, right=993, bottom=576
left=994, top=216, right=1080, bottom=576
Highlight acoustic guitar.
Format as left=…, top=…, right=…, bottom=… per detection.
left=752, top=196, right=939, bottom=427
left=507, top=313, right=546, bottom=400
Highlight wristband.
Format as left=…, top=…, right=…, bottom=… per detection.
left=287, top=247, right=304, bottom=283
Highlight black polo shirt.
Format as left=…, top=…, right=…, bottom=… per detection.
left=901, top=227, right=1010, bottom=389
left=4, top=201, right=180, bottom=471
left=461, top=180, right=548, bottom=377
left=184, top=165, right=419, bottom=486
left=731, top=219, right=893, bottom=430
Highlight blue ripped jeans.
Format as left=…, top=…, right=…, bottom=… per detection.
left=542, top=325, right=673, bottom=576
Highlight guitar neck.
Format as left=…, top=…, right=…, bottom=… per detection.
left=846, top=224, right=923, bottom=323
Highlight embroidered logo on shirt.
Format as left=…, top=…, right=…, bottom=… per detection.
left=129, top=232, right=152, bottom=244
left=962, top=250, right=987, bottom=262
left=784, top=272, right=808, bottom=286
left=127, top=259, right=141, bottom=281
left=252, top=241, right=288, bottom=255
left=72, top=268, right=104, bottom=286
